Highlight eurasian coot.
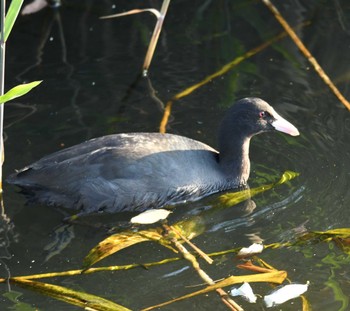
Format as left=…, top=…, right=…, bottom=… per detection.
left=7, top=98, right=299, bottom=214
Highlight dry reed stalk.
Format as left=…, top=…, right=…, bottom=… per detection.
left=141, top=224, right=243, bottom=311
left=262, top=0, right=350, bottom=111
left=100, top=0, right=170, bottom=75
left=170, top=225, right=214, bottom=264
left=143, top=0, right=170, bottom=75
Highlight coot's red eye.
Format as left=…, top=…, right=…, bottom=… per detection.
left=259, top=111, right=265, bottom=118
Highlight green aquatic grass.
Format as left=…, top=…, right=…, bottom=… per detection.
left=0, top=81, right=42, bottom=104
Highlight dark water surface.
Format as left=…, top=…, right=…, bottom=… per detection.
left=1, top=0, right=350, bottom=310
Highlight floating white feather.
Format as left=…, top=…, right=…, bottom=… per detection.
left=230, top=282, right=257, bottom=303
left=130, top=209, right=172, bottom=224
left=264, top=282, right=309, bottom=307
left=237, top=243, right=264, bottom=256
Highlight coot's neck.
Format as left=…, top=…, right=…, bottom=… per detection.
left=218, top=135, right=251, bottom=185
left=217, top=110, right=253, bottom=185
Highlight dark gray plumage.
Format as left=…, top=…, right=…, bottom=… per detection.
left=7, top=98, right=299, bottom=214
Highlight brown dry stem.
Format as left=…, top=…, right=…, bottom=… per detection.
left=236, top=260, right=276, bottom=273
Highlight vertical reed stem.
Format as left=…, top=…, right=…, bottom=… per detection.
left=142, top=0, right=170, bottom=75
left=0, top=0, right=6, bottom=190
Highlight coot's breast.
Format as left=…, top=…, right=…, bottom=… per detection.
left=9, top=133, right=233, bottom=213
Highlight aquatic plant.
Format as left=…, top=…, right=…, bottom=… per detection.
left=0, top=0, right=41, bottom=189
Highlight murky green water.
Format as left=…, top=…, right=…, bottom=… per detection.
left=1, top=1, right=350, bottom=310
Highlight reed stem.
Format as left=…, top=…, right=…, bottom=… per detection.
left=0, top=0, right=6, bottom=189
left=142, top=0, right=170, bottom=75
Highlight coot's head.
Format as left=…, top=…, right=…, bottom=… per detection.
left=220, top=97, right=299, bottom=139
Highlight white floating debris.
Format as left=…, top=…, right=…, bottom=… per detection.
left=237, top=243, right=264, bottom=257
left=22, top=0, right=48, bottom=15
left=230, top=282, right=257, bottom=303
left=130, top=209, right=172, bottom=224
left=264, top=282, right=309, bottom=308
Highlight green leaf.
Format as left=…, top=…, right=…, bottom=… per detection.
left=0, top=80, right=42, bottom=104
left=83, top=228, right=167, bottom=269
left=218, top=170, right=299, bottom=207
left=83, top=216, right=207, bottom=269
left=10, top=278, right=131, bottom=311
left=4, top=0, right=24, bottom=42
